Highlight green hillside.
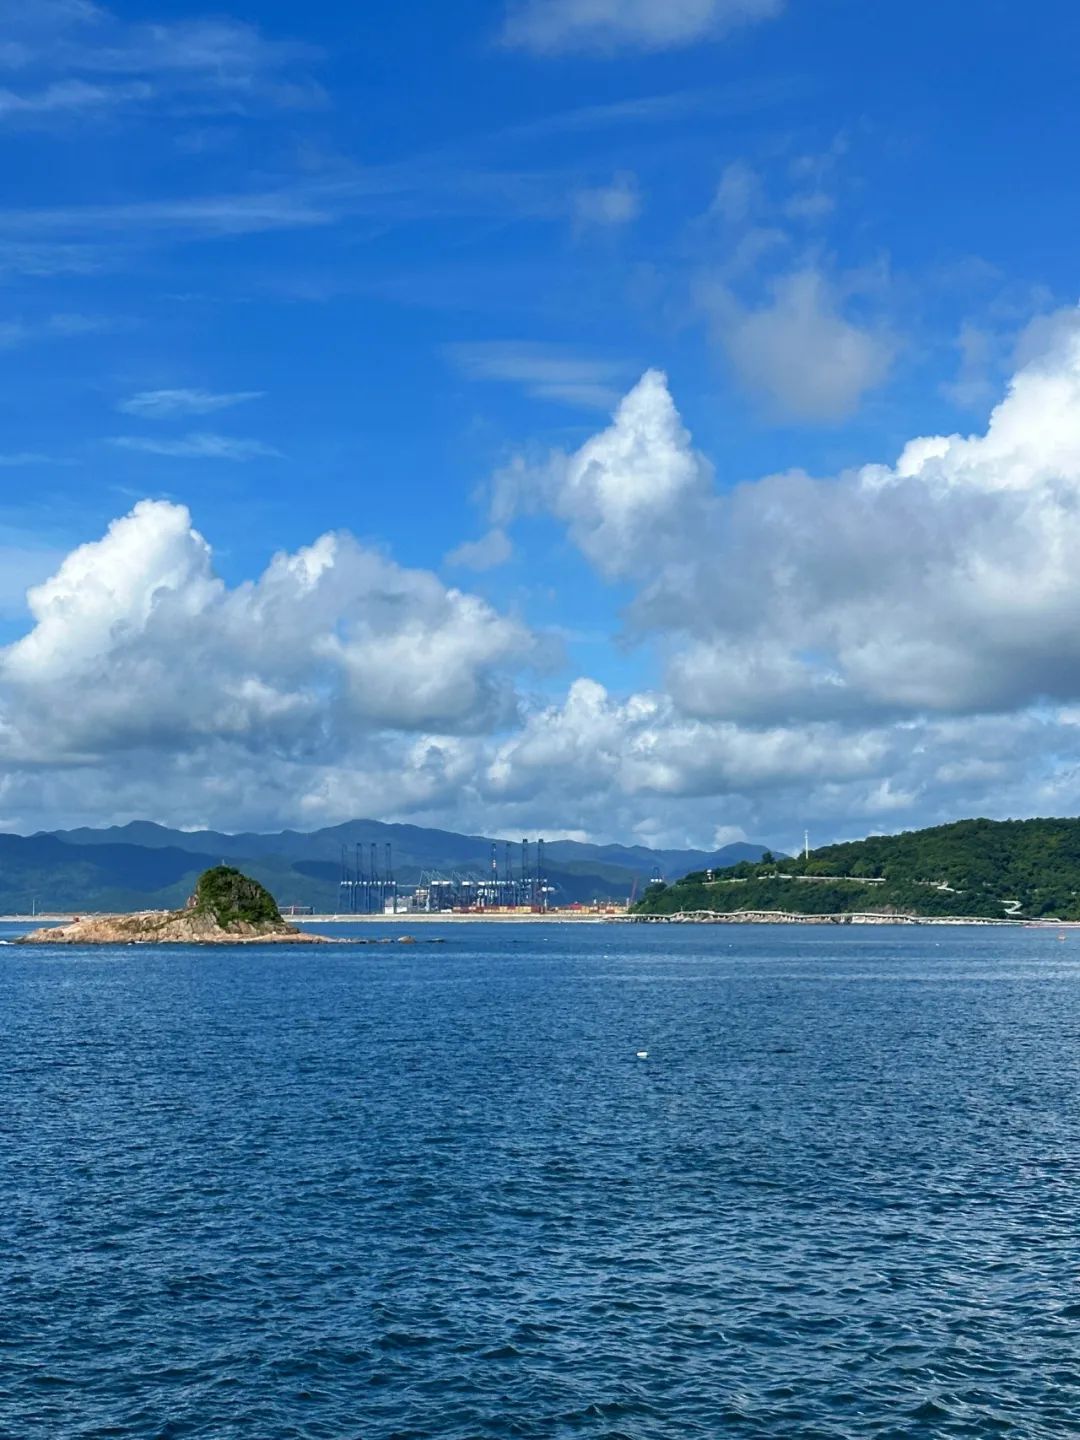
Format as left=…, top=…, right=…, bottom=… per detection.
left=633, top=817, right=1080, bottom=921
left=189, top=867, right=283, bottom=928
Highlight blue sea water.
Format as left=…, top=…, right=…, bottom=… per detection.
left=2, top=921, right=1080, bottom=1439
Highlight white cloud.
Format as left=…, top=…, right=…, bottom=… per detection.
left=0, top=192, right=333, bottom=239
left=117, top=387, right=264, bottom=418
left=538, top=309, right=1080, bottom=731
left=447, top=341, right=629, bottom=409
left=0, top=311, right=110, bottom=348
left=503, top=0, right=783, bottom=53
left=0, top=3, right=322, bottom=122
left=445, top=529, right=515, bottom=571
left=13, top=321, right=1080, bottom=849
left=709, top=160, right=762, bottom=225
left=109, top=432, right=280, bottom=460
left=783, top=189, right=834, bottom=222
left=572, top=171, right=641, bottom=228
left=0, top=78, right=153, bottom=119
left=940, top=321, right=997, bottom=411
left=486, top=680, right=891, bottom=804
left=0, top=500, right=535, bottom=763
left=705, top=267, right=893, bottom=421
left=0, top=452, right=58, bottom=467
left=0, top=240, right=103, bottom=276
left=544, top=368, right=713, bottom=579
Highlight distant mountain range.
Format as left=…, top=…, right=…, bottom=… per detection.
left=0, top=818, right=772, bottom=914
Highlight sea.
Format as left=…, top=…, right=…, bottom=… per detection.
left=2, top=920, right=1079, bottom=1439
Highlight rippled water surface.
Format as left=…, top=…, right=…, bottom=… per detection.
left=3, top=922, right=1080, bottom=1438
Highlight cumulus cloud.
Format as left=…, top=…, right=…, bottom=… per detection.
left=538, top=309, right=1080, bottom=731
left=474, top=679, right=1080, bottom=852
left=503, top=0, right=783, bottom=53
left=544, top=368, right=713, bottom=578
left=117, top=387, right=263, bottom=418
left=12, top=319, right=1080, bottom=847
left=705, top=267, right=893, bottom=421
left=486, top=678, right=889, bottom=804
left=0, top=500, right=534, bottom=763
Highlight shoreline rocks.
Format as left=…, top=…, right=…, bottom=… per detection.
left=17, top=910, right=331, bottom=945
left=18, top=865, right=330, bottom=945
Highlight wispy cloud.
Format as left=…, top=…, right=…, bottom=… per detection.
left=0, top=3, right=324, bottom=124
left=709, top=160, right=763, bottom=225
left=492, top=79, right=808, bottom=144
left=572, top=172, right=641, bottom=228
left=117, top=388, right=264, bottom=419
left=447, top=342, right=632, bottom=409
left=502, top=0, right=784, bottom=54
left=0, top=452, right=65, bottom=468
left=0, top=240, right=105, bottom=277
left=0, top=312, right=111, bottom=347
left=108, top=432, right=280, bottom=461
left=0, top=78, right=788, bottom=254
left=445, top=529, right=515, bottom=571
left=0, top=191, right=334, bottom=239
left=0, top=78, right=154, bottom=120
left=0, top=160, right=635, bottom=248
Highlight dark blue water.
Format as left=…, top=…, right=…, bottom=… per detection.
left=3, top=922, right=1080, bottom=1438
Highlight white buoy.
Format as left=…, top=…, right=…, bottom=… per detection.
left=636, top=1050, right=649, bottom=1059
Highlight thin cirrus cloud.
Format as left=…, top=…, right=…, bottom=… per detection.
left=0, top=312, right=110, bottom=348
left=502, top=0, right=785, bottom=53
left=447, top=342, right=631, bottom=410
left=0, top=452, right=59, bottom=467
left=0, top=79, right=154, bottom=120
left=108, top=433, right=280, bottom=461
left=0, top=191, right=334, bottom=239
left=0, top=2, right=325, bottom=121
left=0, top=161, right=597, bottom=246
left=0, top=240, right=105, bottom=277
left=117, top=388, right=264, bottom=419
left=496, top=79, right=809, bottom=144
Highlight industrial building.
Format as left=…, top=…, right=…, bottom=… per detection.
left=338, top=842, right=399, bottom=914
left=410, top=839, right=552, bottom=913
left=340, top=839, right=554, bottom=913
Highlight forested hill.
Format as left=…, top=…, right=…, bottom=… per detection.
left=633, top=817, right=1080, bottom=921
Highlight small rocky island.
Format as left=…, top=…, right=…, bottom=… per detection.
left=19, top=866, right=330, bottom=945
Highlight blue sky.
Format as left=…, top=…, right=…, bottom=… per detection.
left=3, top=0, right=1080, bottom=850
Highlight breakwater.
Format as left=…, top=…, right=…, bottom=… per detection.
left=627, top=909, right=1021, bottom=925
